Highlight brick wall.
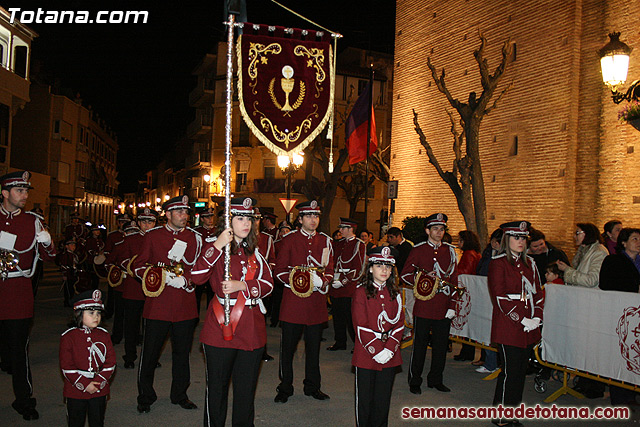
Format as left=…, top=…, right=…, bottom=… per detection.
left=392, top=0, right=640, bottom=254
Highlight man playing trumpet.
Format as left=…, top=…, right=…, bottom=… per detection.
left=132, top=196, right=202, bottom=413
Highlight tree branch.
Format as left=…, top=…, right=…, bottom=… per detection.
left=427, top=57, right=462, bottom=113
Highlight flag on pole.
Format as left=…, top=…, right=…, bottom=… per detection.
left=345, top=83, right=377, bottom=165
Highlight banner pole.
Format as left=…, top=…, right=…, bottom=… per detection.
left=223, top=13, right=235, bottom=325
left=364, top=65, right=373, bottom=230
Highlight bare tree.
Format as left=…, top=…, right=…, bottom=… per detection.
left=413, top=32, right=512, bottom=244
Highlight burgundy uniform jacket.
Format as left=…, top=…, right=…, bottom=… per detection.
left=133, top=225, right=202, bottom=322
left=488, top=254, right=544, bottom=348
left=258, top=232, right=276, bottom=268
left=0, top=208, right=56, bottom=319
left=194, top=225, right=216, bottom=241
left=351, top=285, right=404, bottom=370
left=60, top=326, right=116, bottom=399
left=104, top=229, right=124, bottom=255
left=274, top=229, right=334, bottom=325
left=65, top=223, right=88, bottom=244
left=400, top=241, right=459, bottom=320
left=104, top=239, right=126, bottom=294
left=120, top=232, right=145, bottom=301
left=192, top=241, right=273, bottom=350
left=85, top=236, right=104, bottom=259
left=330, top=236, right=365, bottom=298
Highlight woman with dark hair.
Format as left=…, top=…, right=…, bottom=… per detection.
left=454, top=230, right=482, bottom=361
left=602, top=220, right=623, bottom=255
left=191, top=197, right=274, bottom=427
left=557, top=223, right=608, bottom=288
left=488, top=221, right=544, bottom=427
left=352, top=246, right=404, bottom=427
left=599, top=227, right=640, bottom=406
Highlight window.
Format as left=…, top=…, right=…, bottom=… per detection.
left=58, top=162, right=70, bottom=183
left=509, top=136, right=518, bottom=156
left=237, top=122, right=252, bottom=147
left=264, top=159, right=276, bottom=179
left=510, top=42, right=517, bottom=62
left=357, top=79, right=368, bottom=96
left=13, top=45, right=27, bottom=78
left=235, top=172, right=247, bottom=192
left=60, top=121, right=73, bottom=143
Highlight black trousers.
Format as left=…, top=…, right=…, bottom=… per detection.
left=0, top=318, right=34, bottom=411
left=269, top=281, right=284, bottom=326
left=123, top=298, right=145, bottom=364
left=408, top=316, right=450, bottom=388
left=278, top=321, right=322, bottom=395
left=355, top=366, right=396, bottom=427
left=203, top=345, right=263, bottom=427
left=110, top=290, right=124, bottom=343
left=195, top=284, right=214, bottom=316
left=493, top=344, right=532, bottom=423
left=137, top=318, right=196, bottom=405
left=31, top=260, right=43, bottom=297
left=104, top=286, right=114, bottom=317
left=331, top=297, right=355, bottom=346
left=63, top=278, right=75, bottom=307
left=457, top=343, right=476, bottom=359
left=66, top=396, right=106, bottom=427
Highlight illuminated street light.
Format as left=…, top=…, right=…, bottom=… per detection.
left=156, top=197, right=161, bottom=203
left=599, top=32, right=639, bottom=104
left=164, top=194, right=170, bottom=201
left=203, top=174, right=211, bottom=182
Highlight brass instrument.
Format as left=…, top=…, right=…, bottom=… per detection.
left=148, top=262, right=185, bottom=276
left=412, top=264, right=466, bottom=300
left=0, top=249, right=19, bottom=280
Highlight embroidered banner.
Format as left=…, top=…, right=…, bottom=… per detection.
left=237, top=25, right=334, bottom=156
left=449, top=274, right=493, bottom=345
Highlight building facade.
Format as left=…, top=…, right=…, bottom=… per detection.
left=12, top=83, right=119, bottom=239
left=392, top=0, right=640, bottom=251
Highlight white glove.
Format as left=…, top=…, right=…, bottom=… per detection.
left=373, top=348, right=394, bottom=364
left=445, top=309, right=456, bottom=319
left=332, top=280, right=344, bottom=289
left=521, top=317, right=541, bottom=332
left=167, top=275, right=187, bottom=289
left=311, top=272, right=323, bottom=290
left=36, top=230, right=51, bottom=245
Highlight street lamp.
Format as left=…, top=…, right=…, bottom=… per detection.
left=278, top=153, right=304, bottom=203
left=155, top=197, right=161, bottom=204
left=599, top=32, right=639, bottom=104
left=164, top=194, right=170, bottom=201
left=203, top=174, right=211, bottom=183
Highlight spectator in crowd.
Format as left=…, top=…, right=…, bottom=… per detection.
left=474, top=228, right=503, bottom=371
left=454, top=230, right=482, bottom=362
left=544, top=263, right=564, bottom=286
left=527, top=228, right=570, bottom=280
left=360, top=229, right=376, bottom=251
left=599, top=227, right=640, bottom=405
left=332, top=229, right=343, bottom=242
left=557, top=223, right=608, bottom=288
left=476, top=229, right=503, bottom=277
left=386, top=227, right=414, bottom=339
left=602, top=220, right=622, bottom=255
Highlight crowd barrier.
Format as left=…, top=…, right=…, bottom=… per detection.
left=440, top=275, right=640, bottom=399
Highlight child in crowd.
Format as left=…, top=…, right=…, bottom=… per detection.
left=60, top=290, right=116, bottom=427
left=545, top=262, right=564, bottom=286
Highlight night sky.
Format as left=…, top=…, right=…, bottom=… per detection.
left=15, top=0, right=395, bottom=192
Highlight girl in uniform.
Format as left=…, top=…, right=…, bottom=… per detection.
left=488, top=221, right=544, bottom=427
left=352, top=246, right=404, bottom=427
left=60, top=290, right=116, bottom=427
left=192, top=197, right=273, bottom=427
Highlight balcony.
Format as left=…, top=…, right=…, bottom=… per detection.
left=189, top=78, right=215, bottom=108
left=187, top=113, right=213, bottom=138
left=185, top=150, right=211, bottom=168
left=0, top=66, right=30, bottom=102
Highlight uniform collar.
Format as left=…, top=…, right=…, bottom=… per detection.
left=0, top=205, right=21, bottom=217
left=165, top=224, right=184, bottom=235
left=373, top=280, right=385, bottom=290
left=346, top=235, right=355, bottom=241
left=427, top=239, right=441, bottom=249
left=301, top=228, right=316, bottom=238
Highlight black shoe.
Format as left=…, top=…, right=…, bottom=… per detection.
left=274, top=391, right=290, bottom=403
left=327, top=343, right=346, bottom=351
left=453, top=353, right=473, bottom=361
left=22, top=407, right=39, bottom=421
left=305, top=389, right=330, bottom=400
left=409, top=386, right=422, bottom=395
left=428, top=383, right=451, bottom=392
left=262, top=352, right=274, bottom=362
left=111, top=336, right=122, bottom=345
left=137, top=403, right=150, bottom=413
left=583, top=390, right=604, bottom=399
left=156, top=362, right=162, bottom=368
left=173, top=399, right=197, bottom=409
left=124, top=361, right=135, bottom=369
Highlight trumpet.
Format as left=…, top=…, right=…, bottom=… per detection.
left=412, top=264, right=466, bottom=297
left=0, top=249, right=19, bottom=280
left=147, top=262, right=185, bottom=277
left=293, top=265, right=325, bottom=274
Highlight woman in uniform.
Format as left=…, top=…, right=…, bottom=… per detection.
left=488, top=221, right=544, bottom=427
left=191, top=197, right=273, bottom=427
left=352, top=246, right=404, bottom=427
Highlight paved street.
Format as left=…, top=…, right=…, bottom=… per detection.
left=0, top=264, right=637, bottom=426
